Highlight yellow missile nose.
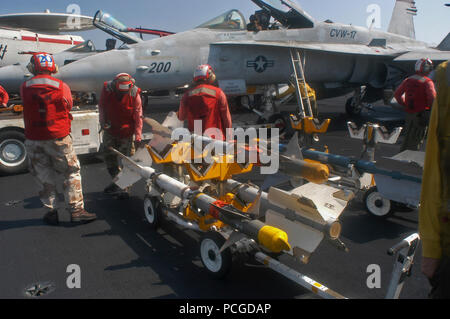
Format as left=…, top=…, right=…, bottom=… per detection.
left=258, top=226, right=291, bottom=253
left=302, top=160, right=330, bottom=184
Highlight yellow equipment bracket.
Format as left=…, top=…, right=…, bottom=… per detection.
left=184, top=203, right=225, bottom=232
left=186, top=155, right=254, bottom=182
left=290, top=115, right=331, bottom=134
left=146, top=142, right=208, bottom=165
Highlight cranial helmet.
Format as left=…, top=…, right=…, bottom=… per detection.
left=193, top=64, right=216, bottom=83
left=415, top=58, right=433, bottom=75
left=113, top=73, right=135, bottom=92
left=27, top=52, right=58, bottom=75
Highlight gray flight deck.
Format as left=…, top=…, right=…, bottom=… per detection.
left=0, top=96, right=429, bottom=299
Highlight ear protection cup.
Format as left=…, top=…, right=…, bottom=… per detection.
left=113, top=73, right=135, bottom=92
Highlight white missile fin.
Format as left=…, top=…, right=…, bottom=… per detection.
left=290, top=183, right=348, bottom=221
left=284, top=132, right=303, bottom=160
left=219, top=231, right=246, bottom=253
left=162, top=111, right=184, bottom=130
left=246, top=188, right=262, bottom=218
left=268, top=183, right=349, bottom=224
left=114, top=147, right=154, bottom=189
left=266, top=209, right=324, bottom=259
left=268, top=186, right=325, bottom=224
left=114, top=166, right=142, bottom=189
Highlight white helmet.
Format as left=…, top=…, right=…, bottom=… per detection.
left=415, top=58, right=433, bottom=75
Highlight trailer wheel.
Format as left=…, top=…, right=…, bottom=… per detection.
left=364, top=187, right=393, bottom=218
left=0, top=130, right=28, bottom=175
left=143, top=195, right=162, bottom=229
left=200, top=232, right=232, bottom=279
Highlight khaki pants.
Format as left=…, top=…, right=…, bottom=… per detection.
left=25, top=135, right=84, bottom=213
left=102, top=131, right=135, bottom=178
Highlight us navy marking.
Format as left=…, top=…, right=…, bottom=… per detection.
left=247, top=56, right=274, bottom=73
left=330, top=29, right=357, bottom=39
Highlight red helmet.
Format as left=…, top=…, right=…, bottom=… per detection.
left=113, top=73, right=135, bottom=92
left=415, top=58, right=433, bottom=75
left=193, top=64, right=216, bottom=83
left=27, top=52, right=58, bottom=74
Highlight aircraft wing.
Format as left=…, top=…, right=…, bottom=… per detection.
left=212, top=40, right=403, bottom=57
left=0, top=12, right=95, bottom=33
left=393, top=50, right=450, bottom=63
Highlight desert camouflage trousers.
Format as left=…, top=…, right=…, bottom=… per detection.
left=102, top=131, right=135, bottom=178
left=25, top=135, right=84, bottom=213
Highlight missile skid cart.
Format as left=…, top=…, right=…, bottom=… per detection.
left=112, top=127, right=420, bottom=299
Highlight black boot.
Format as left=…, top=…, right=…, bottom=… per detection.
left=43, top=210, right=59, bottom=225
left=103, top=183, right=122, bottom=194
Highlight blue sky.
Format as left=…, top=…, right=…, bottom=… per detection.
left=1, top=0, right=449, bottom=48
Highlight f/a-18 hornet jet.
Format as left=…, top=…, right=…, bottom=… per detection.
left=57, top=0, right=450, bottom=117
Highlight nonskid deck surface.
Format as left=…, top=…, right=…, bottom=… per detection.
left=0, top=97, right=427, bottom=299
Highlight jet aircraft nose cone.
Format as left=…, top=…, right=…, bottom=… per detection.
left=0, top=65, right=31, bottom=93
left=57, top=49, right=135, bottom=93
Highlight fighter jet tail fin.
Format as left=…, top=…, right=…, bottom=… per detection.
left=387, top=0, right=417, bottom=39
left=438, top=33, right=450, bottom=51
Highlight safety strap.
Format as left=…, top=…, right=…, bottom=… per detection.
left=189, top=86, right=217, bottom=97
left=410, top=74, right=427, bottom=83
left=26, top=77, right=61, bottom=89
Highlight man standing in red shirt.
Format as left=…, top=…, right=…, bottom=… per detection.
left=99, top=73, right=143, bottom=198
left=0, top=84, right=8, bottom=108
left=395, top=58, right=437, bottom=151
left=177, top=64, right=232, bottom=141
left=20, top=52, right=96, bottom=225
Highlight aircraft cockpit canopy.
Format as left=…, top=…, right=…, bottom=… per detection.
left=94, top=11, right=128, bottom=32
left=66, top=40, right=96, bottom=53
left=196, top=9, right=246, bottom=31
left=251, top=0, right=315, bottom=29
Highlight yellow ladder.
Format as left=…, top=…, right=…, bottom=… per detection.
left=289, top=48, right=314, bottom=118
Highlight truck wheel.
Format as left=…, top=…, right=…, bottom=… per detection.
left=200, top=232, right=232, bottom=279
left=364, top=187, right=393, bottom=218
left=0, top=130, right=28, bottom=175
left=345, top=97, right=362, bottom=117
left=143, top=195, right=162, bottom=229
left=268, top=112, right=294, bottom=140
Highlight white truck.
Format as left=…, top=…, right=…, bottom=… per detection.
left=0, top=106, right=101, bottom=174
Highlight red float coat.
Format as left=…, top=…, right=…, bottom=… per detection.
left=20, top=75, right=73, bottom=140
left=395, top=74, right=437, bottom=114
left=99, top=82, right=143, bottom=141
left=178, top=84, right=232, bottom=140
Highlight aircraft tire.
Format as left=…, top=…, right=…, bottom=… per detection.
left=268, top=112, right=294, bottom=140
left=199, top=232, right=232, bottom=279
left=0, top=130, right=28, bottom=175
left=345, top=97, right=362, bottom=116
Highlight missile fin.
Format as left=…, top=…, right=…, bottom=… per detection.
left=219, top=231, right=246, bottom=253
left=246, top=188, right=262, bottom=218
left=283, top=132, right=303, bottom=160
left=261, top=173, right=289, bottom=191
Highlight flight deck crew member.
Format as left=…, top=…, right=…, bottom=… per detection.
left=177, top=64, right=232, bottom=141
left=99, top=73, right=143, bottom=197
left=0, top=84, right=9, bottom=108
left=394, top=58, right=437, bottom=152
left=20, top=52, right=96, bottom=225
left=419, top=60, right=450, bottom=299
